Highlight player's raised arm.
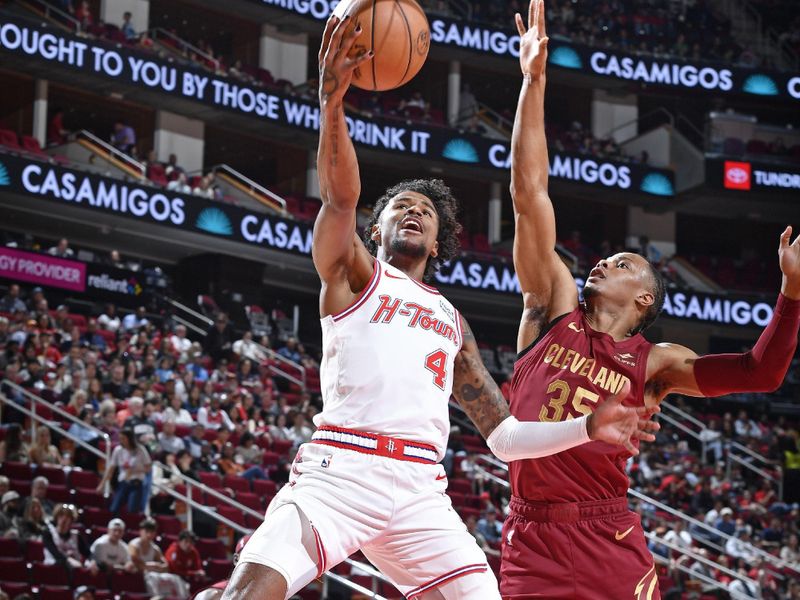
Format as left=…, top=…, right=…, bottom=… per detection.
left=313, top=16, right=375, bottom=290
left=453, top=315, right=659, bottom=459
left=510, top=0, right=578, bottom=351
left=646, top=227, right=800, bottom=401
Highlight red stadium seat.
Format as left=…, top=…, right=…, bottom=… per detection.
left=38, top=585, right=73, bottom=600
left=21, top=135, right=47, bottom=157
left=0, top=557, right=29, bottom=582
left=32, top=561, right=70, bottom=586
left=251, top=479, right=276, bottom=498
left=223, top=475, right=249, bottom=493
left=74, top=488, right=108, bottom=508
left=111, top=571, right=147, bottom=594
left=69, top=470, right=100, bottom=489
left=154, top=515, right=183, bottom=536
left=1, top=461, right=33, bottom=480
left=235, top=492, right=261, bottom=512
left=199, top=472, right=223, bottom=488
left=196, top=537, right=228, bottom=560
left=205, top=558, right=232, bottom=581
left=0, top=129, right=21, bottom=150
left=0, top=538, right=19, bottom=557
left=35, top=465, right=67, bottom=486
left=25, top=540, right=44, bottom=562
left=48, top=484, right=73, bottom=504
left=72, top=567, right=110, bottom=590
left=0, top=582, right=30, bottom=596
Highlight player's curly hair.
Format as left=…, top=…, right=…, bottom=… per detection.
left=363, top=179, right=462, bottom=282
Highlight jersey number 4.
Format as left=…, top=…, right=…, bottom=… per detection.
left=425, top=349, right=449, bottom=390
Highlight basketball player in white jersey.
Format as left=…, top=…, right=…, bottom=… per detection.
left=222, top=16, right=659, bottom=600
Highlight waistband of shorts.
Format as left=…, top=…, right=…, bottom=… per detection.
left=311, top=426, right=438, bottom=464
left=509, top=495, right=628, bottom=523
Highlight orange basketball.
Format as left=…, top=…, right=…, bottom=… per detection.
left=332, top=0, right=430, bottom=91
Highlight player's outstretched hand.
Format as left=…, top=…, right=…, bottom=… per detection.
left=515, top=0, right=548, bottom=82
left=779, top=226, right=800, bottom=300
left=318, top=14, right=374, bottom=106
left=586, top=381, right=660, bottom=456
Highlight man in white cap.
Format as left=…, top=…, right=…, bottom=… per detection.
left=90, top=518, right=136, bottom=572
left=0, top=490, right=20, bottom=535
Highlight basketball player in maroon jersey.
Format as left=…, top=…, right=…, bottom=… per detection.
left=503, top=2, right=800, bottom=598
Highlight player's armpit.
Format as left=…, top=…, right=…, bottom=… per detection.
left=452, top=315, right=511, bottom=440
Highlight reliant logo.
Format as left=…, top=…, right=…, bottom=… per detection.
left=742, top=74, right=779, bottom=96
left=87, top=273, right=142, bottom=295
left=442, top=138, right=479, bottom=163
left=639, top=173, right=674, bottom=196
left=0, top=162, right=9, bottom=186
left=549, top=46, right=582, bottom=69
left=195, top=207, right=233, bottom=236
left=724, top=161, right=751, bottom=190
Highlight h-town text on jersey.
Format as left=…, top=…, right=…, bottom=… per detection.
left=370, top=295, right=459, bottom=346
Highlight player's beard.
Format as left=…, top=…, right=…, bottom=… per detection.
left=390, top=236, right=429, bottom=260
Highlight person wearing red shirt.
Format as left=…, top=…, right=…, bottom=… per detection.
left=165, top=530, right=205, bottom=579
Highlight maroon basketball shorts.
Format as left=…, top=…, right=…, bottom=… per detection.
left=500, top=496, right=660, bottom=600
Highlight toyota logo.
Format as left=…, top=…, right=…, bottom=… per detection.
left=726, top=167, right=749, bottom=184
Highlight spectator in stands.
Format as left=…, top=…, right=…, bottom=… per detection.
left=398, top=90, right=430, bottom=120
left=232, top=330, right=265, bottom=362
left=165, top=530, right=205, bottom=580
left=48, top=237, right=74, bottom=258
left=14, top=496, right=46, bottom=543
left=74, top=0, right=93, bottom=28
left=288, top=412, right=313, bottom=449
left=164, top=153, right=185, bottom=179
left=700, top=418, right=724, bottom=463
left=476, top=510, right=502, bottom=545
left=183, top=423, right=208, bottom=461
left=97, top=428, right=151, bottom=514
left=0, top=491, right=21, bottom=536
left=197, top=394, right=235, bottom=431
left=81, top=318, right=107, bottom=352
left=103, top=364, right=132, bottom=400
left=0, top=423, right=29, bottom=462
left=120, top=11, right=136, bottom=41
left=0, top=284, right=27, bottom=314
left=129, top=517, right=190, bottom=597
left=714, top=507, right=737, bottom=540
left=781, top=534, right=799, bottom=569
left=188, top=349, right=209, bottom=383
left=108, top=249, right=128, bottom=270
left=123, top=306, right=149, bottom=332
left=158, top=418, right=186, bottom=455
left=111, top=120, right=136, bottom=155
left=47, top=107, right=68, bottom=146
left=664, top=520, right=692, bottom=550
left=277, top=336, right=301, bottom=363
left=155, top=356, right=176, bottom=383
left=175, top=448, right=200, bottom=481
left=734, top=410, right=761, bottom=440
left=235, top=432, right=264, bottom=464
left=43, top=503, right=96, bottom=572
left=192, top=174, right=216, bottom=199
left=458, top=83, right=479, bottom=125
left=28, top=427, right=63, bottom=466
left=204, top=313, right=234, bottom=362
left=269, top=412, right=291, bottom=442
left=0, top=477, right=8, bottom=499
left=218, top=441, right=268, bottom=482
left=124, top=396, right=157, bottom=447
left=164, top=393, right=194, bottom=426
left=169, top=324, right=192, bottom=361
left=91, top=518, right=136, bottom=572
left=24, top=476, right=54, bottom=519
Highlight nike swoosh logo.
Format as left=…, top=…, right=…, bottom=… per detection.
left=435, top=474, right=447, bottom=481
left=568, top=322, right=584, bottom=333
left=615, top=526, right=635, bottom=541
left=385, top=272, right=406, bottom=280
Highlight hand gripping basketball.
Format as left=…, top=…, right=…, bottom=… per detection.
left=318, top=14, right=374, bottom=105
left=585, top=381, right=660, bottom=455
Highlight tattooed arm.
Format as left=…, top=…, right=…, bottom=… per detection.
left=453, top=315, right=660, bottom=459
left=313, top=15, right=376, bottom=317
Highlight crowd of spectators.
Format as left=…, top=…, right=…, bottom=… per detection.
left=0, top=278, right=324, bottom=597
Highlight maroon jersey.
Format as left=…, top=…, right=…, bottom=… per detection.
left=509, top=306, right=652, bottom=502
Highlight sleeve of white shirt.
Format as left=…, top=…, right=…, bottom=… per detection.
left=221, top=411, right=234, bottom=431
left=486, top=415, right=591, bottom=462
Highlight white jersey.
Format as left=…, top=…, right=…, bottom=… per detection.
left=315, top=259, right=463, bottom=459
